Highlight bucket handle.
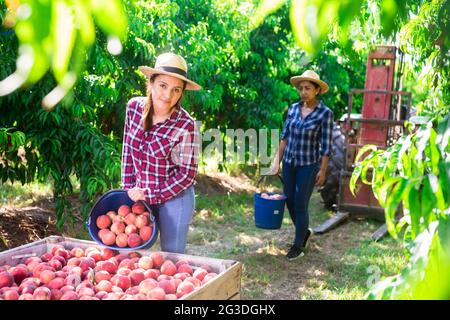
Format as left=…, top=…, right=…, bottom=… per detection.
left=256, top=174, right=284, bottom=189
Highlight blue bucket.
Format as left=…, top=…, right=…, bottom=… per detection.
left=87, top=189, right=158, bottom=251
left=254, top=175, right=287, bottom=229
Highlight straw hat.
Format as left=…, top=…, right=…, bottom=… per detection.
left=139, top=53, right=201, bottom=91
left=290, top=70, right=329, bottom=94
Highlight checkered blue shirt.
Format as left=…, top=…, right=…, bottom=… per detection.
left=281, top=101, right=334, bottom=166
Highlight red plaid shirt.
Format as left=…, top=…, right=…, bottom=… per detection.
left=121, top=97, right=199, bottom=205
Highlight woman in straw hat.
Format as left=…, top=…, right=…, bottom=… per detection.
left=269, top=70, right=333, bottom=260
left=122, top=53, right=201, bottom=253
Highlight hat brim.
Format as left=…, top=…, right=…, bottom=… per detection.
left=139, top=66, right=202, bottom=91
left=290, top=76, right=329, bottom=94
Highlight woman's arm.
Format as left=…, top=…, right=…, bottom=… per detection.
left=316, top=109, right=334, bottom=186
left=267, top=139, right=287, bottom=175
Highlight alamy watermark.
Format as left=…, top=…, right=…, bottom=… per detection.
left=170, top=121, right=281, bottom=175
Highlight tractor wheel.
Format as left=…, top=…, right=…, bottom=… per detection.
left=319, top=123, right=345, bottom=211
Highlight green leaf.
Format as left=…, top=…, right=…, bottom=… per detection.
left=385, top=178, right=409, bottom=239
left=90, top=0, right=128, bottom=41
left=51, top=0, right=77, bottom=82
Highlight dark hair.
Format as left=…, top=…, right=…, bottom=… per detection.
left=142, top=74, right=187, bottom=130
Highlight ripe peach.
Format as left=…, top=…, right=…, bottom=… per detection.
left=95, top=291, right=108, bottom=299
left=125, top=224, right=138, bottom=235
left=100, top=248, right=115, bottom=261
left=114, top=253, right=129, bottom=264
left=20, top=283, right=37, bottom=295
left=96, top=215, right=112, bottom=229
left=54, top=248, right=69, bottom=260
left=118, top=259, right=134, bottom=270
left=60, top=291, right=79, bottom=300
left=19, top=293, right=34, bottom=300
left=103, top=292, right=120, bottom=300
left=173, top=272, right=190, bottom=281
left=178, top=263, right=193, bottom=275
left=118, top=205, right=131, bottom=217
left=10, top=266, right=29, bottom=285
left=165, top=294, right=177, bottom=300
left=158, top=279, right=176, bottom=294
left=70, top=247, right=85, bottom=258
left=40, top=252, right=53, bottom=262
left=125, top=286, right=140, bottom=295
left=3, top=289, right=19, bottom=300
left=60, top=285, right=75, bottom=294
left=128, top=252, right=142, bottom=259
left=138, top=278, right=158, bottom=294
left=202, top=272, right=218, bottom=285
left=176, top=281, right=195, bottom=298
left=116, top=268, right=131, bottom=276
left=132, top=202, right=145, bottom=214
left=184, top=276, right=202, bottom=287
left=129, top=270, right=145, bottom=286
left=113, top=215, right=124, bottom=223
left=142, top=211, right=150, bottom=218
left=48, top=259, right=62, bottom=270
left=193, top=267, right=208, bottom=281
left=106, top=210, right=117, bottom=220
left=200, top=264, right=212, bottom=273
left=50, top=288, right=63, bottom=300
left=138, top=256, right=153, bottom=270
left=111, top=275, right=131, bottom=291
left=50, top=245, right=65, bottom=256
left=111, top=221, right=126, bottom=235
left=96, top=280, right=112, bottom=292
left=101, top=230, right=116, bottom=246
left=128, top=233, right=142, bottom=248
left=32, top=264, right=54, bottom=279
left=135, top=215, right=148, bottom=229
left=147, top=287, right=166, bottom=300
left=116, top=233, right=129, bottom=248
left=47, top=277, right=65, bottom=290
left=139, top=226, right=153, bottom=242
left=94, top=270, right=111, bottom=283
left=77, top=287, right=95, bottom=297
left=51, top=255, right=66, bottom=265
left=87, top=250, right=102, bottom=262
left=64, top=274, right=81, bottom=288
left=98, top=229, right=109, bottom=241
left=150, top=252, right=164, bottom=268
left=79, top=257, right=96, bottom=272
left=161, top=260, right=177, bottom=276
left=33, top=287, right=52, bottom=300
left=175, top=259, right=189, bottom=268
left=124, top=213, right=137, bottom=226
left=99, top=261, right=117, bottom=275
left=144, top=269, right=160, bottom=280
left=67, top=257, right=81, bottom=267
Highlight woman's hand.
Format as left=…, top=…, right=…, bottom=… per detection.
left=127, top=187, right=146, bottom=202
left=315, top=169, right=326, bottom=187
left=265, top=161, right=280, bottom=176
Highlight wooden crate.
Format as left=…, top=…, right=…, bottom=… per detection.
left=0, top=235, right=242, bottom=300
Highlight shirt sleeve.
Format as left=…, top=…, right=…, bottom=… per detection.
left=121, top=98, right=137, bottom=190
left=143, top=120, right=199, bottom=204
left=320, top=109, right=334, bottom=157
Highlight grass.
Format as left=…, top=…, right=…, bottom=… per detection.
left=1, top=175, right=407, bottom=300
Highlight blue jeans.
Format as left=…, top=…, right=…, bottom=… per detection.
left=282, top=161, right=320, bottom=247
left=154, top=186, right=195, bottom=253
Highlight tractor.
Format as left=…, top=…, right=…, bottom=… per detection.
left=316, top=45, right=412, bottom=240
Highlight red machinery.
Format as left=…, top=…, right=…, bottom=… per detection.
left=315, top=45, right=412, bottom=239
